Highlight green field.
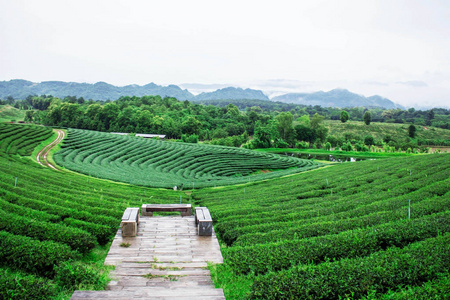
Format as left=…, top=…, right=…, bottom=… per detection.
left=54, top=129, right=323, bottom=188
left=0, top=105, right=26, bottom=123
left=323, top=119, right=450, bottom=143
left=193, top=153, right=450, bottom=299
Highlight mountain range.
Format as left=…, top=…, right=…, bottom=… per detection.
left=271, top=89, right=402, bottom=109
left=0, top=79, right=400, bottom=109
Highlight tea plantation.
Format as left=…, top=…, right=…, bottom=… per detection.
left=54, top=129, right=323, bottom=188
left=1, top=123, right=449, bottom=299
left=193, top=153, right=450, bottom=299
left=0, top=123, right=53, bottom=155
left=0, top=124, right=180, bottom=299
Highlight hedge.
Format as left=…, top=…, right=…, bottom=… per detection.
left=0, top=231, right=79, bottom=277
left=0, top=268, right=58, bottom=300
left=0, top=210, right=97, bottom=253
left=250, top=233, right=450, bottom=299
left=225, top=211, right=450, bottom=275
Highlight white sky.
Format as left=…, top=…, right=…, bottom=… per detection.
left=1, top=0, right=449, bottom=107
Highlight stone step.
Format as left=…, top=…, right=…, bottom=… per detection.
left=111, top=268, right=211, bottom=277
left=108, top=275, right=213, bottom=288
left=71, top=289, right=225, bottom=299
left=72, top=215, right=224, bottom=299
left=117, top=262, right=208, bottom=268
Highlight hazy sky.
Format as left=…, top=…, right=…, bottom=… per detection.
left=1, top=0, right=449, bottom=107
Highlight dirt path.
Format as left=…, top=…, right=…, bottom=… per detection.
left=37, top=129, right=65, bottom=170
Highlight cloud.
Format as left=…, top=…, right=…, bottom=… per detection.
left=365, top=81, right=390, bottom=87
left=396, top=81, right=428, bottom=87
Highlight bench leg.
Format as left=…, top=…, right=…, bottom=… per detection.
left=122, top=221, right=137, bottom=237
left=142, top=210, right=153, bottom=217
left=181, top=209, right=192, bottom=217
left=198, top=221, right=212, bottom=236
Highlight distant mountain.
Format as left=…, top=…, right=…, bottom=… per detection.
left=192, top=87, right=269, bottom=101
left=271, top=89, right=402, bottom=109
left=0, top=80, right=194, bottom=101
left=1, top=80, right=400, bottom=109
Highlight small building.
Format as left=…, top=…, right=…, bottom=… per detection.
left=110, top=132, right=129, bottom=136
left=135, top=134, right=166, bottom=139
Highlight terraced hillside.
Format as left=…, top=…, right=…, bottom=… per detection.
left=0, top=123, right=52, bottom=155
left=0, top=124, right=181, bottom=299
left=54, top=129, right=323, bottom=188
left=193, top=153, right=450, bottom=299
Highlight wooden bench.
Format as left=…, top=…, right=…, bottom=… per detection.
left=195, top=207, right=213, bottom=236
left=121, top=207, right=140, bottom=237
left=141, top=204, right=192, bottom=217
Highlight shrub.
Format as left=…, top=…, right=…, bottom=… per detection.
left=0, top=210, right=97, bottom=253
left=225, top=212, right=450, bottom=275
left=0, top=231, right=79, bottom=277
left=364, top=135, right=375, bottom=146
left=249, top=233, right=450, bottom=299
left=54, top=261, right=102, bottom=289
left=63, top=218, right=113, bottom=245
left=0, top=268, right=58, bottom=300
left=295, top=141, right=309, bottom=149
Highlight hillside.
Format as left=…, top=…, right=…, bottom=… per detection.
left=193, top=153, right=450, bottom=299
left=0, top=79, right=194, bottom=101
left=54, top=129, right=323, bottom=188
left=0, top=80, right=271, bottom=102
left=0, top=122, right=449, bottom=299
left=272, top=88, right=401, bottom=109
left=192, top=87, right=269, bottom=101
left=323, top=120, right=450, bottom=145
left=0, top=105, right=26, bottom=122
left=0, top=124, right=180, bottom=299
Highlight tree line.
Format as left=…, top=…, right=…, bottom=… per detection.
left=1, top=94, right=449, bottom=149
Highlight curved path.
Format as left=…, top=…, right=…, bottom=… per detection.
left=37, top=129, right=65, bottom=171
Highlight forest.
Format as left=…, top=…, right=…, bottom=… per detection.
left=1, top=94, right=449, bottom=151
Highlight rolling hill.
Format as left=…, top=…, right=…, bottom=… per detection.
left=272, top=88, right=402, bottom=109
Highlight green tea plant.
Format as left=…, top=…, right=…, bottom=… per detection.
left=54, top=128, right=323, bottom=188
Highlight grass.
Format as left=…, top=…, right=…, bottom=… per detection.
left=208, top=263, right=253, bottom=299
left=0, top=105, right=26, bottom=123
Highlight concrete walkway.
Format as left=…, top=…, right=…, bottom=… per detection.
left=71, top=215, right=225, bottom=299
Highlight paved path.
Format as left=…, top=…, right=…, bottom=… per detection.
left=71, top=216, right=225, bottom=299
left=37, top=129, right=65, bottom=170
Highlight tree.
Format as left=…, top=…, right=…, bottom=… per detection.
left=294, top=125, right=315, bottom=143
left=275, top=112, right=294, bottom=142
left=364, top=135, right=375, bottom=146
left=363, top=111, right=372, bottom=125
left=252, top=121, right=273, bottom=148
left=409, top=124, right=416, bottom=138
left=297, top=114, right=310, bottom=126
left=426, top=109, right=435, bottom=126
left=24, top=110, right=34, bottom=122
left=340, top=110, right=349, bottom=123
left=182, top=116, right=202, bottom=135
left=310, top=113, right=325, bottom=129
